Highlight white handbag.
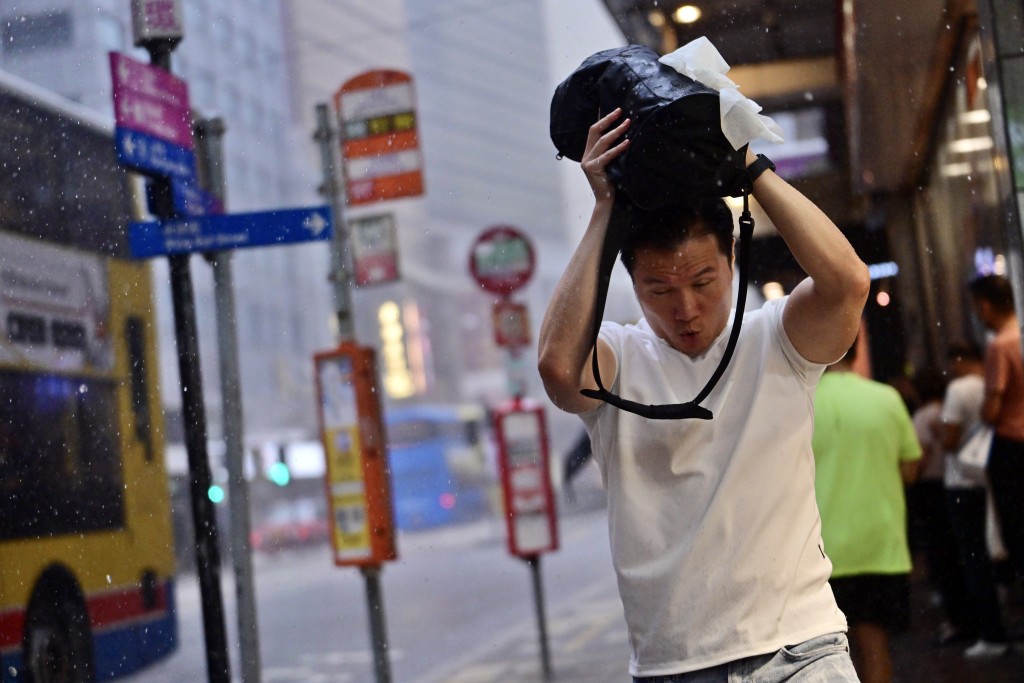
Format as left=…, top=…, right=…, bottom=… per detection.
left=956, top=424, right=994, bottom=481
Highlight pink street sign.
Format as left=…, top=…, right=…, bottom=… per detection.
left=109, top=52, right=192, bottom=150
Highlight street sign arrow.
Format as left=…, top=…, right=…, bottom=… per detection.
left=304, top=211, right=329, bottom=237
left=129, top=205, right=334, bottom=259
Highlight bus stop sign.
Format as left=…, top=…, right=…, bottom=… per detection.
left=469, top=225, right=535, bottom=296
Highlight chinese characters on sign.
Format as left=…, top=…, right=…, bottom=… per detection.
left=130, top=0, right=184, bottom=45
left=334, top=70, right=425, bottom=206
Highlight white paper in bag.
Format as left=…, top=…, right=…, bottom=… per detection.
left=658, top=36, right=785, bottom=150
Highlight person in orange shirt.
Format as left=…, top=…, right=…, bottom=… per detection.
left=970, top=274, right=1024, bottom=586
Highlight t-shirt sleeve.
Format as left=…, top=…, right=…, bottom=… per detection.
left=769, top=297, right=829, bottom=384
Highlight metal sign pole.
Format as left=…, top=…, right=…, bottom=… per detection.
left=526, top=555, right=552, bottom=679
left=144, top=42, right=231, bottom=683
left=196, top=117, right=263, bottom=683
left=314, top=101, right=392, bottom=683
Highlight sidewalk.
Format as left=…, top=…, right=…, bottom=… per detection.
left=446, top=554, right=1024, bottom=683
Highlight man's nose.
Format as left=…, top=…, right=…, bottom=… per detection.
left=674, top=291, right=698, bottom=321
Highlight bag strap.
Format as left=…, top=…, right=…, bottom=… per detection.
left=580, top=194, right=756, bottom=420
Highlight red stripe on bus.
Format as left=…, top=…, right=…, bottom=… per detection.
left=0, top=609, right=25, bottom=650
left=87, top=583, right=168, bottom=630
left=0, top=582, right=169, bottom=650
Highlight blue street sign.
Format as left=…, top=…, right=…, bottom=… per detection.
left=172, top=177, right=224, bottom=217
left=129, top=206, right=333, bottom=259
left=115, top=126, right=197, bottom=181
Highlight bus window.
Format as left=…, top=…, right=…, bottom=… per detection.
left=0, top=372, right=124, bottom=541
left=126, top=316, right=154, bottom=461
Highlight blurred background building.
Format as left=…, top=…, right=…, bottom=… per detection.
left=2, top=0, right=1023, bottom=470
left=0, top=0, right=628, bottom=469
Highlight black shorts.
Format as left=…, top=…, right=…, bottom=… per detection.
left=829, top=574, right=910, bottom=630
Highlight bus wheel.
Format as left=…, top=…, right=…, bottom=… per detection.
left=24, top=597, right=94, bottom=683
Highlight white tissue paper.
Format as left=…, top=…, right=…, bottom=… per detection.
left=658, top=36, right=785, bottom=151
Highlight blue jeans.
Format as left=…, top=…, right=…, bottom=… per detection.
left=633, top=632, right=858, bottom=682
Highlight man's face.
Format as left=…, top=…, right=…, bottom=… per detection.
left=631, top=232, right=734, bottom=357
left=971, top=296, right=994, bottom=331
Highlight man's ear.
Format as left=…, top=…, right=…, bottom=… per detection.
left=729, top=238, right=736, bottom=272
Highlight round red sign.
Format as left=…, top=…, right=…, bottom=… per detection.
left=469, top=225, right=535, bottom=295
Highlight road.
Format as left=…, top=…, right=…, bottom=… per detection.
left=126, top=507, right=630, bottom=682
left=127, top=504, right=1024, bottom=682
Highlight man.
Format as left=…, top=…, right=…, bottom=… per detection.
left=812, top=345, right=922, bottom=682
left=538, top=109, right=869, bottom=679
left=940, top=340, right=1009, bottom=658
left=970, top=274, right=1024, bottom=582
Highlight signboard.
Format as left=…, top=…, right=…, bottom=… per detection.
left=109, top=51, right=196, bottom=186
left=115, top=127, right=196, bottom=180
left=130, top=0, right=184, bottom=45
left=314, top=343, right=397, bottom=567
left=0, top=232, right=113, bottom=374
left=469, top=225, right=536, bottom=296
left=110, top=52, right=192, bottom=150
left=172, top=178, right=224, bottom=217
left=493, top=399, right=558, bottom=558
left=334, top=70, right=424, bottom=205
left=350, top=214, right=400, bottom=286
left=128, top=205, right=332, bottom=258
left=493, top=300, right=531, bottom=348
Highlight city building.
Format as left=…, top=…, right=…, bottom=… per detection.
left=0, top=0, right=627, bottom=459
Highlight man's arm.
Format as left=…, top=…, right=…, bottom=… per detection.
left=538, top=110, right=628, bottom=414
left=981, top=343, right=1005, bottom=424
left=748, top=151, right=870, bottom=363
left=982, top=390, right=1003, bottom=425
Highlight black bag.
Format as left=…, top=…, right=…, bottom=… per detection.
left=549, top=44, right=751, bottom=208
left=549, top=44, right=759, bottom=420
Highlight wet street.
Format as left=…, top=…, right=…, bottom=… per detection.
left=128, top=505, right=1024, bottom=682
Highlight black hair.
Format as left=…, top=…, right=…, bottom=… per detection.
left=619, top=197, right=734, bottom=277
left=969, top=274, right=1015, bottom=314
left=946, top=340, right=983, bottom=362
left=912, top=366, right=947, bottom=403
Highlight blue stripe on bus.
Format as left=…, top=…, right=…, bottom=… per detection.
left=0, top=584, right=178, bottom=682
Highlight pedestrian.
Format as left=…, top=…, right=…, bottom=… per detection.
left=969, top=274, right=1024, bottom=581
left=812, top=342, right=921, bottom=683
left=940, top=340, right=1009, bottom=657
left=561, top=429, right=593, bottom=504
left=909, top=366, right=964, bottom=638
left=538, top=107, right=869, bottom=680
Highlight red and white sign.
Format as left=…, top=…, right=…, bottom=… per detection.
left=109, top=52, right=192, bottom=150
left=350, top=214, right=400, bottom=287
left=130, top=0, right=184, bottom=46
left=493, top=399, right=558, bottom=557
left=334, top=70, right=424, bottom=206
left=469, top=226, right=535, bottom=296
left=493, top=300, right=531, bottom=348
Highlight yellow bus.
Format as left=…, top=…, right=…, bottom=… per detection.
left=0, top=73, right=177, bottom=682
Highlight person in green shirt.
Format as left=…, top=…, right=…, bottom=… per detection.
left=812, top=341, right=922, bottom=683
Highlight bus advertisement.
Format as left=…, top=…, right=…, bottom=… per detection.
left=0, top=73, right=177, bottom=683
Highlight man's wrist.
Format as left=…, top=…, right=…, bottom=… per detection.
left=746, top=154, right=776, bottom=186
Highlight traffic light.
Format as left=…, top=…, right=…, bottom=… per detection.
left=208, top=484, right=225, bottom=503
left=269, top=445, right=290, bottom=486
left=268, top=462, right=290, bottom=486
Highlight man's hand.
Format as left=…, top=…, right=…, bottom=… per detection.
left=581, top=108, right=630, bottom=203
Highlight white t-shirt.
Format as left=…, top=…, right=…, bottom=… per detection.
left=581, top=297, right=846, bottom=677
left=941, top=374, right=986, bottom=489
